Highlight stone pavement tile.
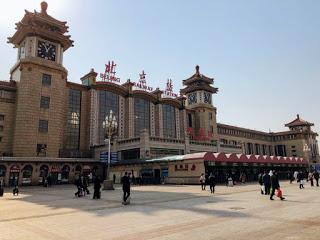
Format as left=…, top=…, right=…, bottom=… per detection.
left=0, top=182, right=319, bottom=240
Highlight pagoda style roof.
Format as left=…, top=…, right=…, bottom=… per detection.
left=285, top=114, right=314, bottom=127
left=8, top=2, right=73, bottom=50
left=180, top=83, right=218, bottom=94
left=183, top=65, right=214, bottom=86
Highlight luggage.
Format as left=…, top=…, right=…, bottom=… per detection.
left=276, top=189, right=282, bottom=198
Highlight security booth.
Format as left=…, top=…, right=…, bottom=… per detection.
left=9, top=165, right=20, bottom=187
left=21, top=165, right=33, bottom=186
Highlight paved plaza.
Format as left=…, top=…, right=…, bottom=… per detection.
left=0, top=182, right=319, bottom=240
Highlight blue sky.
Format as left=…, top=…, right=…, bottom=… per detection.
left=0, top=0, right=319, bottom=136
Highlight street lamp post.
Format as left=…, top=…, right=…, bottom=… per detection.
left=102, top=110, right=118, bottom=190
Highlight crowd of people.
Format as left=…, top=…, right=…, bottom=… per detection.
left=258, top=170, right=285, bottom=200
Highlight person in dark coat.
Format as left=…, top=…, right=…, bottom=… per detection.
left=209, top=173, right=216, bottom=194
left=270, top=171, right=285, bottom=200
left=83, top=175, right=90, bottom=195
left=0, top=176, right=4, bottom=197
left=93, top=176, right=101, bottom=199
left=297, top=171, right=304, bottom=189
left=74, top=174, right=83, bottom=197
left=313, top=171, right=319, bottom=187
left=122, top=172, right=131, bottom=204
left=113, top=174, right=116, bottom=184
left=262, top=171, right=271, bottom=195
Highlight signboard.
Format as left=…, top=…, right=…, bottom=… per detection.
left=162, top=79, right=178, bottom=98
left=100, top=61, right=121, bottom=83
left=100, top=151, right=118, bottom=163
left=133, top=70, right=153, bottom=91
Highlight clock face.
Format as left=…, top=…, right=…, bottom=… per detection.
left=204, top=92, right=212, bottom=104
left=37, top=40, right=56, bottom=61
left=188, top=92, right=197, bottom=105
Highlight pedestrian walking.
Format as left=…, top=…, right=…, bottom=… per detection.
left=122, top=172, right=131, bottom=205
left=12, top=176, right=19, bottom=196
left=289, top=171, right=294, bottom=184
left=270, top=171, right=285, bottom=201
left=209, top=173, right=216, bottom=194
left=258, top=172, right=264, bottom=194
left=199, top=173, right=206, bottom=190
left=313, top=171, right=319, bottom=187
left=83, top=175, right=90, bottom=194
left=297, top=171, right=304, bottom=189
left=74, top=174, right=83, bottom=197
left=0, top=176, right=4, bottom=197
left=309, top=172, right=314, bottom=187
left=113, top=174, right=116, bottom=184
left=93, top=176, right=101, bottom=199
left=263, top=171, right=271, bottom=195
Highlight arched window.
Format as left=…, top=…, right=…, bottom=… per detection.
left=75, top=165, right=82, bottom=173
left=99, top=90, right=119, bottom=143
left=134, top=98, right=150, bottom=136
left=40, top=165, right=49, bottom=177
left=61, top=165, right=70, bottom=183
left=22, top=165, right=33, bottom=179
left=162, top=104, right=176, bottom=138
left=0, top=165, right=6, bottom=177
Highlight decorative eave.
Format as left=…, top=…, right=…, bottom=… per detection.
left=160, top=98, right=182, bottom=108
left=180, top=84, right=218, bottom=95
left=93, top=81, right=129, bottom=97
left=0, top=80, right=17, bottom=91
left=7, top=2, right=73, bottom=50
left=285, top=114, right=314, bottom=127
left=132, top=90, right=158, bottom=103
left=66, top=81, right=89, bottom=91
left=183, top=65, right=214, bottom=86
left=80, top=68, right=97, bottom=81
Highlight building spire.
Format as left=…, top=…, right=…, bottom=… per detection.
left=41, top=1, right=48, bottom=14
left=195, top=65, right=200, bottom=75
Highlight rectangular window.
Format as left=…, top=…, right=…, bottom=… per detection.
left=291, top=145, right=296, bottom=148
left=0, top=114, right=4, bottom=121
left=38, top=120, right=48, bottom=132
left=65, top=89, right=82, bottom=149
left=209, top=112, right=213, bottom=120
left=0, top=126, right=3, bottom=132
left=42, top=74, right=52, bottom=86
left=188, top=114, right=192, bottom=128
left=0, top=137, right=2, bottom=142
left=40, top=96, right=50, bottom=109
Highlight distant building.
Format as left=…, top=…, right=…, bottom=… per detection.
left=0, top=2, right=318, bottom=185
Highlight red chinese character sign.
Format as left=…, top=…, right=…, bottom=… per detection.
left=133, top=70, right=153, bottom=91
left=100, top=61, right=120, bottom=83
left=186, top=127, right=213, bottom=141
left=163, top=79, right=178, bottom=98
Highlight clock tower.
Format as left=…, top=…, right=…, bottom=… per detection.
left=181, top=66, right=218, bottom=141
left=8, top=2, right=73, bottom=157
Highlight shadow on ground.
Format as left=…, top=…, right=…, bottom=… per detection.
left=0, top=184, right=249, bottom=221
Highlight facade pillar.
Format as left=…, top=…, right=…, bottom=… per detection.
left=139, top=129, right=150, bottom=159
left=175, top=108, right=180, bottom=139
left=128, top=97, right=134, bottom=138
left=118, top=96, right=125, bottom=139
left=158, top=104, right=164, bottom=138
left=150, top=103, right=156, bottom=137
left=89, top=89, right=99, bottom=146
